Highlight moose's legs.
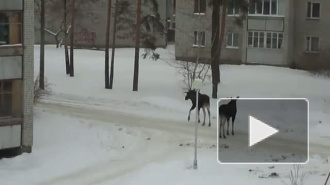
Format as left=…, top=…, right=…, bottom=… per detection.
left=222, top=118, right=227, bottom=139
left=187, top=104, right=196, bottom=121
left=219, top=116, right=227, bottom=139
left=202, top=107, right=206, bottom=126
left=231, top=116, right=236, bottom=135
left=226, top=117, right=230, bottom=136
left=207, top=105, right=211, bottom=127
left=198, top=107, right=201, bottom=123
left=218, top=116, right=222, bottom=138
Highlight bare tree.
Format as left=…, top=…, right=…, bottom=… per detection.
left=39, top=0, right=45, bottom=90
left=132, top=0, right=142, bottom=91
left=63, top=0, right=70, bottom=75
left=209, top=0, right=248, bottom=98
left=110, top=0, right=119, bottom=89
left=282, top=164, right=305, bottom=185
left=105, top=0, right=112, bottom=89
left=69, top=0, right=75, bottom=77
left=104, top=0, right=164, bottom=91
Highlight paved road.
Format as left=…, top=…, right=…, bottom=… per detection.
left=36, top=101, right=330, bottom=185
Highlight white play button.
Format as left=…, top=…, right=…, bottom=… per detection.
left=249, top=116, right=279, bottom=147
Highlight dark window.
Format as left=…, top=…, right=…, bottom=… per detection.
left=312, top=3, right=320, bottom=18
left=194, top=0, right=206, bottom=14
left=194, top=31, right=205, bottom=46
left=256, top=0, right=263, bottom=14
left=226, top=32, right=239, bottom=47
left=253, top=32, right=259, bottom=47
left=264, top=0, right=270, bottom=15
left=272, top=33, right=277, bottom=49
left=307, top=36, right=319, bottom=52
left=248, top=32, right=253, bottom=46
left=228, top=0, right=240, bottom=15
left=307, top=2, right=320, bottom=18
left=266, top=33, right=272, bottom=48
left=249, top=0, right=278, bottom=15
left=259, top=32, right=264, bottom=48
left=278, top=33, right=283, bottom=49
left=0, top=81, right=13, bottom=117
left=271, top=0, right=277, bottom=14
left=249, top=31, right=283, bottom=49
left=249, top=0, right=256, bottom=14
left=0, top=12, right=22, bottom=45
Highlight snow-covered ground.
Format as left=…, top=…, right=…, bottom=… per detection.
left=0, top=45, right=330, bottom=184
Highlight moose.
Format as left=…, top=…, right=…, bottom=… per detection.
left=218, top=97, right=239, bottom=139
left=184, top=90, right=211, bottom=126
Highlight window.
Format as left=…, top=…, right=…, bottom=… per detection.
left=307, top=2, right=320, bottom=18
left=248, top=31, right=283, bottom=49
left=248, top=32, right=253, bottom=47
left=264, top=0, right=270, bottom=15
left=193, top=31, right=205, bottom=47
left=266, top=32, right=272, bottom=48
left=249, top=0, right=278, bottom=15
left=226, top=32, right=239, bottom=48
left=194, top=0, right=206, bottom=14
left=253, top=32, right=259, bottom=47
left=0, top=12, right=22, bottom=45
left=259, top=32, right=264, bottom=48
left=306, top=36, right=319, bottom=52
left=166, top=18, right=175, bottom=29
left=228, top=0, right=240, bottom=15
left=0, top=81, right=12, bottom=117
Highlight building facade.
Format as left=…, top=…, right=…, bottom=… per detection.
left=34, top=0, right=175, bottom=49
left=0, top=0, right=34, bottom=155
left=175, top=0, right=330, bottom=70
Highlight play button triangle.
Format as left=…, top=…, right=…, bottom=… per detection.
left=249, top=116, right=279, bottom=147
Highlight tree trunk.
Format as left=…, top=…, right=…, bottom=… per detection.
left=39, top=0, right=45, bottom=90
left=133, top=0, right=142, bottom=91
left=64, top=0, right=70, bottom=75
left=211, top=0, right=221, bottom=98
left=110, top=0, right=119, bottom=89
left=219, top=0, right=227, bottom=60
left=211, top=0, right=227, bottom=98
left=69, top=0, right=75, bottom=77
left=105, top=0, right=112, bottom=89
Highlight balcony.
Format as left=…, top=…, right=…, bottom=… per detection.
left=248, top=16, right=284, bottom=32
left=0, top=0, right=23, bottom=10
left=0, top=116, right=23, bottom=126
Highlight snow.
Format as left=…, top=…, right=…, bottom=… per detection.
left=35, top=45, right=330, bottom=144
left=0, top=111, right=130, bottom=185
left=1, top=45, right=330, bottom=184
left=108, top=155, right=329, bottom=185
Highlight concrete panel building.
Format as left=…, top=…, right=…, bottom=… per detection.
left=175, top=0, right=330, bottom=70
left=0, top=0, right=34, bottom=155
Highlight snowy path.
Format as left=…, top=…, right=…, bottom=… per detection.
left=35, top=101, right=330, bottom=185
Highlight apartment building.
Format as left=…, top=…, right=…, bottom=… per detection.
left=0, top=0, right=34, bottom=155
left=175, top=0, right=330, bottom=70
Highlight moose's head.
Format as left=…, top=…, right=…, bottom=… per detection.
left=228, top=96, right=239, bottom=103
left=184, top=89, right=197, bottom=101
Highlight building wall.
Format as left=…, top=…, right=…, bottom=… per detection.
left=34, top=0, right=168, bottom=48
left=22, top=0, right=34, bottom=152
left=293, top=0, right=330, bottom=70
left=175, top=0, right=330, bottom=70
left=175, top=0, right=212, bottom=62
left=0, top=0, right=34, bottom=153
left=246, top=0, right=289, bottom=66
left=221, top=16, right=244, bottom=64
